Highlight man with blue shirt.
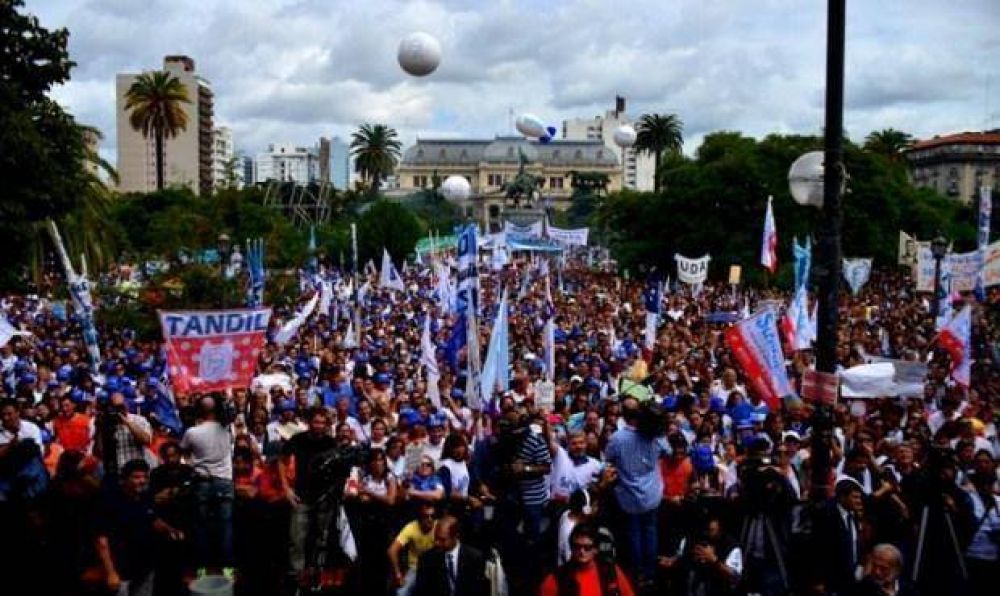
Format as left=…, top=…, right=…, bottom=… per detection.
left=605, top=395, right=670, bottom=589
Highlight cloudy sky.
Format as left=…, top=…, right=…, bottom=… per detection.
left=30, top=0, right=1000, bottom=165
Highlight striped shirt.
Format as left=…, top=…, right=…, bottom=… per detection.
left=518, top=430, right=552, bottom=506
left=606, top=426, right=670, bottom=514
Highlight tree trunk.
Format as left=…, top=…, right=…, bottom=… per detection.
left=371, top=173, right=381, bottom=198
left=653, top=149, right=662, bottom=193
left=155, top=130, right=165, bottom=191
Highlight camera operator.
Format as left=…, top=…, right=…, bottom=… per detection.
left=900, top=446, right=975, bottom=595
left=95, top=391, right=151, bottom=482
left=605, top=396, right=669, bottom=589
left=963, top=449, right=999, bottom=595
left=674, top=514, right=742, bottom=596
left=737, top=437, right=795, bottom=596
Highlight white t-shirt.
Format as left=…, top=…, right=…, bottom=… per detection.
left=181, top=421, right=233, bottom=481
left=549, top=446, right=602, bottom=500
left=439, top=458, right=470, bottom=498
left=0, top=419, right=43, bottom=446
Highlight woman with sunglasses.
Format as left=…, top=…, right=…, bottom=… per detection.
left=539, top=523, right=635, bottom=596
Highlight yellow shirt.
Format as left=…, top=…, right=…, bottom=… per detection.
left=395, top=520, right=436, bottom=571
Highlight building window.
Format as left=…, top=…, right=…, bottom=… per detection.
left=574, top=150, right=583, bottom=160
left=413, top=175, right=428, bottom=187
left=439, top=148, right=447, bottom=159
left=488, top=173, right=502, bottom=186
left=549, top=177, right=564, bottom=189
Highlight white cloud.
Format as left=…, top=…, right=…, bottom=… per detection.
left=27, top=0, right=1000, bottom=166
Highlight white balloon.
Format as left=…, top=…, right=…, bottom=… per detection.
left=440, top=175, right=472, bottom=201
left=515, top=114, right=547, bottom=138
left=398, top=32, right=441, bottom=77
left=613, top=124, right=637, bottom=148
left=788, top=151, right=825, bottom=208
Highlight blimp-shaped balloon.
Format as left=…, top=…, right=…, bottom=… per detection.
left=398, top=32, right=442, bottom=77
left=613, top=124, right=637, bottom=148
left=516, top=113, right=557, bottom=144
left=440, top=175, right=472, bottom=201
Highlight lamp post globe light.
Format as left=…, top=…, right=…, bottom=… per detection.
left=788, top=151, right=826, bottom=208
left=931, top=234, right=949, bottom=319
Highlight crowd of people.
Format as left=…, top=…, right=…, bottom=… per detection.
left=0, top=250, right=997, bottom=596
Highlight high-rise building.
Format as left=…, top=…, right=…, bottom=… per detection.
left=330, top=136, right=351, bottom=190
left=116, top=55, right=214, bottom=195
left=211, top=126, right=235, bottom=190
left=904, top=130, right=1000, bottom=204
left=242, top=156, right=254, bottom=187
left=562, top=96, right=655, bottom=191
left=254, top=143, right=321, bottom=184
left=318, top=137, right=331, bottom=184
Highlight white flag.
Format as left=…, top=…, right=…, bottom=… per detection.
left=274, top=292, right=319, bottom=346
left=380, top=249, right=405, bottom=292
left=421, top=315, right=441, bottom=408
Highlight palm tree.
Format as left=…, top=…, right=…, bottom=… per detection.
left=634, top=113, right=684, bottom=192
left=863, top=128, right=913, bottom=161
left=124, top=71, right=191, bottom=190
left=350, top=123, right=402, bottom=198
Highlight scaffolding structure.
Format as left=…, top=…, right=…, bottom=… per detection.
left=260, top=180, right=333, bottom=227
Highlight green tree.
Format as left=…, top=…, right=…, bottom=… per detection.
left=0, top=0, right=96, bottom=287
left=350, top=123, right=402, bottom=198
left=124, top=70, right=191, bottom=190
left=356, top=200, right=425, bottom=263
left=863, top=128, right=913, bottom=161
left=634, top=113, right=684, bottom=192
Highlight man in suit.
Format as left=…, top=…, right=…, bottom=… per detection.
left=810, top=477, right=866, bottom=595
left=413, top=514, right=489, bottom=596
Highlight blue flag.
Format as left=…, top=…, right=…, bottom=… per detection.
left=793, top=236, right=811, bottom=290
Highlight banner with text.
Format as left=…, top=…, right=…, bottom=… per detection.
left=545, top=224, right=589, bottom=246
left=159, top=308, right=272, bottom=394
left=915, top=243, right=1000, bottom=292
left=503, top=220, right=543, bottom=238
left=674, top=254, right=711, bottom=284
left=724, top=308, right=794, bottom=410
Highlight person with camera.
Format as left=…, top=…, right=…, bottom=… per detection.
left=964, top=448, right=999, bottom=596
left=539, top=522, right=635, bottom=596
left=94, top=390, right=152, bottom=483
left=737, top=437, right=796, bottom=596
left=669, top=514, right=742, bottom=596
left=149, top=441, right=196, bottom=594
left=605, top=396, right=669, bottom=589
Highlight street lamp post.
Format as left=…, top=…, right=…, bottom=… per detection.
left=815, top=0, right=846, bottom=375
left=217, top=232, right=231, bottom=308
left=931, top=235, right=949, bottom=319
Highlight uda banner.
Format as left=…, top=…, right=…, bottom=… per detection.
left=159, top=308, right=272, bottom=394
left=725, top=308, right=793, bottom=410
left=544, top=218, right=589, bottom=246
left=674, top=254, right=710, bottom=284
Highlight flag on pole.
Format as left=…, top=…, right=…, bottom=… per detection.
left=420, top=314, right=441, bottom=408
left=379, top=249, right=406, bottom=292
left=724, top=307, right=794, bottom=410
left=761, top=195, right=778, bottom=274
left=937, top=304, right=972, bottom=386
left=465, top=285, right=481, bottom=409
left=793, top=236, right=811, bottom=290
left=480, top=290, right=509, bottom=406
left=246, top=238, right=266, bottom=308
left=543, top=276, right=556, bottom=382
left=975, top=187, right=992, bottom=302
left=643, top=275, right=661, bottom=350
left=274, top=292, right=319, bottom=345
left=0, top=315, right=32, bottom=348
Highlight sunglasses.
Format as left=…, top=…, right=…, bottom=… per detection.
left=571, top=542, right=597, bottom=552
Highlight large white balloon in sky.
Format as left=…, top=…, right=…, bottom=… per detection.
left=440, top=175, right=472, bottom=201
left=398, top=32, right=442, bottom=77
left=613, top=124, right=637, bottom=148
left=515, top=114, right=557, bottom=143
